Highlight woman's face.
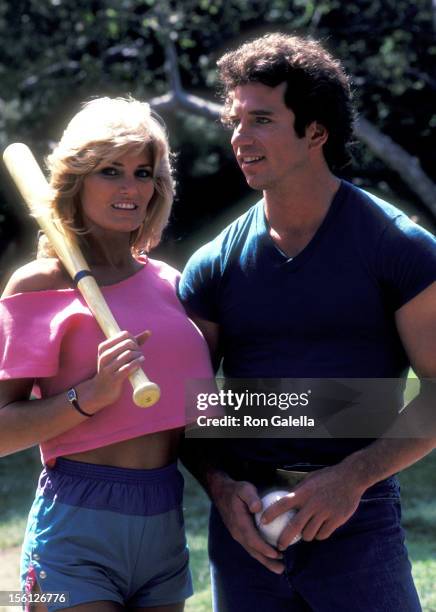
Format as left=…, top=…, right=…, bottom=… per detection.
left=80, top=149, right=155, bottom=235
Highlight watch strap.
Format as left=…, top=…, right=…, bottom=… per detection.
left=67, top=387, right=93, bottom=417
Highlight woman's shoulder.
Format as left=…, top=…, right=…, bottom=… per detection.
left=146, top=258, right=181, bottom=284
left=2, top=258, right=69, bottom=297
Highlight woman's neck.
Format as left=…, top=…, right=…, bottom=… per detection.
left=79, top=232, right=141, bottom=280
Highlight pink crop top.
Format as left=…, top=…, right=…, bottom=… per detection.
left=0, top=258, right=213, bottom=465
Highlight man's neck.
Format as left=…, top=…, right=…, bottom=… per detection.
left=264, top=169, right=340, bottom=233
left=262, top=167, right=341, bottom=258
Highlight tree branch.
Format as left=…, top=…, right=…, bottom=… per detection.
left=355, top=117, right=436, bottom=216
left=150, top=89, right=222, bottom=121
left=163, top=38, right=183, bottom=95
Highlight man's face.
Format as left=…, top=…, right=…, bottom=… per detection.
left=228, top=82, right=311, bottom=192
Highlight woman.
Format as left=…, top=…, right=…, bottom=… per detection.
left=0, top=97, right=213, bottom=612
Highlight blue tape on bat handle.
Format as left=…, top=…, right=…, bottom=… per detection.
left=73, top=270, right=93, bottom=285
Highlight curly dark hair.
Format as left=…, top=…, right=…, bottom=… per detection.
left=217, top=33, right=355, bottom=172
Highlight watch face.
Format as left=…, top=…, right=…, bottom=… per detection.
left=67, top=388, right=77, bottom=402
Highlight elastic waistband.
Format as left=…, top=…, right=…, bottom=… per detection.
left=51, top=458, right=179, bottom=485
left=39, top=459, right=183, bottom=516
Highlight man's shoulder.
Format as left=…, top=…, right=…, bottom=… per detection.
left=343, top=181, right=434, bottom=242
left=344, top=181, right=404, bottom=222
left=185, top=199, right=263, bottom=271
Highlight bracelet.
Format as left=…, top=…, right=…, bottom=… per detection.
left=66, top=387, right=93, bottom=417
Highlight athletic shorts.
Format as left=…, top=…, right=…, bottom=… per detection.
left=21, top=458, right=193, bottom=610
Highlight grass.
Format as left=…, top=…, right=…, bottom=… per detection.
left=183, top=467, right=212, bottom=612
left=397, top=451, right=436, bottom=612
left=0, top=449, right=435, bottom=611
left=0, top=448, right=41, bottom=548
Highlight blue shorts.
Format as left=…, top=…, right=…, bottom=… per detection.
left=209, top=476, right=421, bottom=612
left=21, top=458, right=193, bottom=610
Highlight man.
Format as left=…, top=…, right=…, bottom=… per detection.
left=179, top=33, right=436, bottom=611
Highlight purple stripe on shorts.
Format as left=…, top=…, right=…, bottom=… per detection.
left=37, top=458, right=183, bottom=516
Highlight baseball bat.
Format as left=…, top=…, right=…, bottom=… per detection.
left=3, top=143, right=160, bottom=408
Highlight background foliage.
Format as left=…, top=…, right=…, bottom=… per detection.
left=0, top=0, right=435, bottom=274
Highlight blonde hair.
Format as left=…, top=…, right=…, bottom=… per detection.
left=38, top=96, right=174, bottom=258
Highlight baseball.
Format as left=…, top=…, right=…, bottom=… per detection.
left=255, top=490, right=302, bottom=547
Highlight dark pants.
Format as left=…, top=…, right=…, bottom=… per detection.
left=209, top=477, right=421, bottom=612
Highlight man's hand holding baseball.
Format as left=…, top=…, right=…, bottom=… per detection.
left=261, top=463, right=367, bottom=550
left=209, top=472, right=285, bottom=574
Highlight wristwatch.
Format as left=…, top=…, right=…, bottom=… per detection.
left=67, top=387, right=93, bottom=417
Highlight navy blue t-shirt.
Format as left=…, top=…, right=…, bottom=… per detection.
left=179, top=181, right=436, bottom=465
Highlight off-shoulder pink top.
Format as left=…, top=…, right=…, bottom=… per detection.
left=0, top=258, right=213, bottom=465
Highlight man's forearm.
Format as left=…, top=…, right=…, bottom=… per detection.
left=341, top=383, right=435, bottom=490
left=342, top=437, right=435, bottom=491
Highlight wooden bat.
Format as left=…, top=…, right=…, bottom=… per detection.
left=3, top=143, right=160, bottom=408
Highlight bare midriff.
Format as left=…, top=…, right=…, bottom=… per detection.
left=63, top=427, right=183, bottom=469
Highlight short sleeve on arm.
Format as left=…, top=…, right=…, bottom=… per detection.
left=178, top=243, right=222, bottom=322
left=378, top=215, right=436, bottom=310
left=0, top=292, right=69, bottom=380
